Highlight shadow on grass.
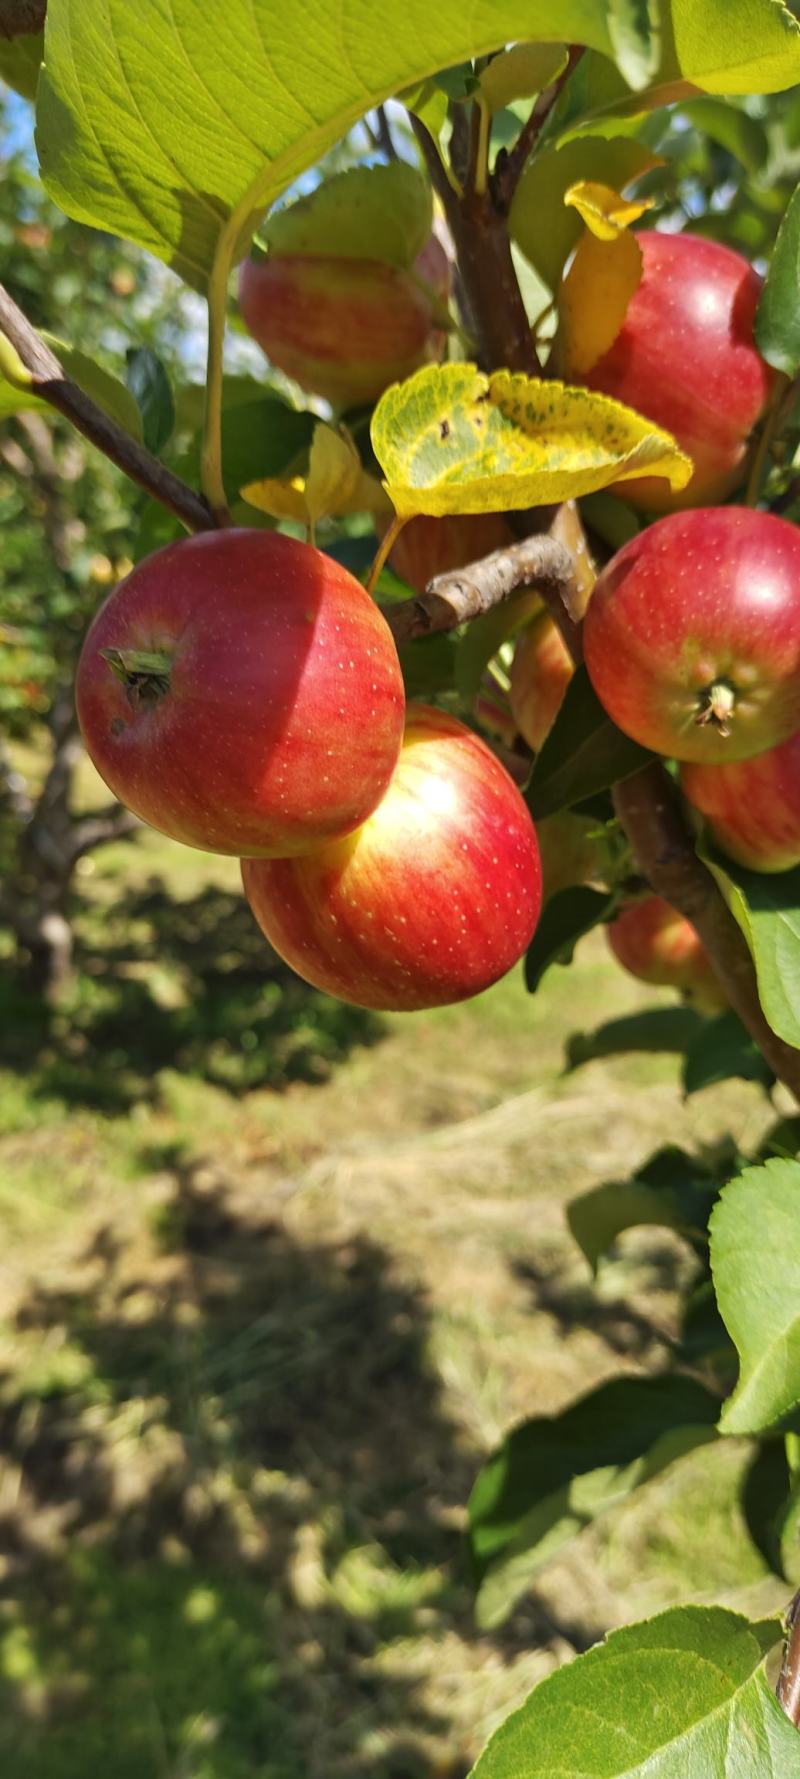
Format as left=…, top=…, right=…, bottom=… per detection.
left=0, top=1157, right=475, bottom=1778
left=1, top=878, right=384, bottom=1113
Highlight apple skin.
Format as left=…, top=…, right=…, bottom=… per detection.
left=681, top=732, right=800, bottom=873
left=607, top=895, right=726, bottom=1012
left=388, top=512, right=513, bottom=595
left=238, top=249, right=442, bottom=409
left=583, top=508, right=800, bottom=765
left=241, top=704, right=542, bottom=1011
left=75, top=530, right=405, bottom=858
left=579, top=232, right=775, bottom=513
left=510, top=610, right=574, bottom=753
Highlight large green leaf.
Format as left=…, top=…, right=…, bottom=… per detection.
left=608, top=0, right=661, bottom=91
left=756, top=182, right=800, bottom=377
left=469, top=1606, right=798, bottom=1779
left=35, top=1, right=616, bottom=288
left=469, top=1374, right=719, bottom=1628
left=712, top=1158, right=800, bottom=1436
left=670, top=0, right=800, bottom=97
left=703, top=854, right=800, bottom=1051
left=568, top=1146, right=717, bottom=1271
left=524, top=885, right=614, bottom=993
left=36, top=0, right=800, bottom=291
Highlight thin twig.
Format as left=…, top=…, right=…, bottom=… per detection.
left=0, top=282, right=215, bottom=532
left=384, top=534, right=576, bottom=644
left=778, top=1590, right=800, bottom=1728
left=492, top=46, right=586, bottom=213
left=375, top=104, right=399, bottom=162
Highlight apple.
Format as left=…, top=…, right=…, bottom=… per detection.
left=681, top=731, right=800, bottom=873
left=238, top=243, right=445, bottom=410
left=510, top=609, right=574, bottom=753
left=569, top=231, right=775, bottom=513
left=583, top=508, right=800, bottom=765
left=75, top=529, right=405, bottom=858
left=241, top=704, right=542, bottom=1011
left=387, top=512, right=513, bottom=595
left=606, top=895, right=726, bottom=1012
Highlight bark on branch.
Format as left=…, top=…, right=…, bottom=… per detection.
left=0, top=282, right=215, bottom=532
left=384, top=534, right=576, bottom=644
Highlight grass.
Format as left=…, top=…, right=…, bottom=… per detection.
left=0, top=766, right=793, bottom=1777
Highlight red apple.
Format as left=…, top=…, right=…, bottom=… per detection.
left=681, top=732, right=800, bottom=873
left=510, top=610, right=574, bottom=753
left=387, top=512, right=513, bottom=595
left=238, top=244, right=444, bottom=409
left=76, top=530, right=405, bottom=857
left=241, top=704, right=542, bottom=1011
left=607, top=895, right=726, bottom=1011
left=583, top=508, right=800, bottom=764
left=576, top=232, right=775, bottom=513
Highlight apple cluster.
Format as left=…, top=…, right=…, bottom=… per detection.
left=75, top=529, right=542, bottom=1013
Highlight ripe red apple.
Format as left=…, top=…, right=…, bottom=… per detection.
left=76, top=530, right=405, bottom=858
left=387, top=512, right=513, bottom=595
left=681, top=732, right=800, bottom=873
left=583, top=508, right=800, bottom=764
left=606, top=895, right=726, bottom=1012
left=573, top=232, right=775, bottom=513
left=241, top=704, right=542, bottom=1011
left=510, top=610, right=574, bottom=753
left=238, top=243, right=445, bottom=409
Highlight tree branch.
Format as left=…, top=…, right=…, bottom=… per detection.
left=492, top=46, right=586, bottom=213
left=70, top=804, right=141, bottom=860
left=384, top=534, right=576, bottom=644
left=614, top=765, right=800, bottom=1101
left=0, top=282, right=215, bottom=532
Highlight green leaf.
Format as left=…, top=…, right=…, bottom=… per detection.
left=703, top=854, right=800, bottom=1051
left=680, top=96, right=769, bottom=173
left=35, top=2, right=619, bottom=289
left=683, top=1011, right=775, bottom=1096
left=742, top=1441, right=800, bottom=1580
left=263, top=163, right=432, bottom=269
left=479, top=43, right=568, bottom=114
left=469, top=1606, right=797, bottom=1779
left=398, top=633, right=459, bottom=700
left=510, top=136, right=660, bottom=291
left=608, top=0, right=661, bottom=91
left=469, top=1375, right=719, bottom=1628
left=670, top=0, right=800, bottom=98
left=527, top=665, right=652, bottom=820
left=453, top=592, right=535, bottom=704
left=524, top=886, right=614, bottom=994
left=125, top=348, right=175, bottom=455
left=566, top=1005, right=706, bottom=1069
left=0, top=332, right=143, bottom=438
left=568, top=1150, right=716, bottom=1271
left=0, top=25, right=41, bottom=97
left=756, top=182, right=800, bottom=377
left=712, top=1158, right=800, bottom=1436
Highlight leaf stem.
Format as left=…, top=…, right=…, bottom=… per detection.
left=201, top=243, right=233, bottom=524
left=366, top=513, right=406, bottom=594
left=745, top=371, right=789, bottom=506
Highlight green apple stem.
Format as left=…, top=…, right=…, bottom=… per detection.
left=202, top=242, right=233, bottom=526
left=100, top=647, right=172, bottom=703
left=0, top=282, right=215, bottom=532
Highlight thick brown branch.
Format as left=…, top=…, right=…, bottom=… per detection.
left=614, top=764, right=800, bottom=1102
left=384, top=534, right=575, bottom=644
left=0, top=283, right=215, bottom=532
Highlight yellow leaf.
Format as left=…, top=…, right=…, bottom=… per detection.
left=479, top=42, right=568, bottom=114
left=243, top=423, right=390, bottom=526
left=563, top=180, right=655, bottom=240
left=371, top=362, right=692, bottom=519
left=558, top=229, right=644, bottom=376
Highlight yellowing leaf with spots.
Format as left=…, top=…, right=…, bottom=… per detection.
left=371, top=363, right=692, bottom=518
left=564, top=179, right=654, bottom=240
left=243, top=422, right=389, bottom=528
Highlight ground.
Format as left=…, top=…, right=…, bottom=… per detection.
left=0, top=774, right=790, bottom=1778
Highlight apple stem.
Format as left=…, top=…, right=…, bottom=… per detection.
left=100, top=647, right=172, bottom=704
left=696, top=681, right=736, bottom=735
